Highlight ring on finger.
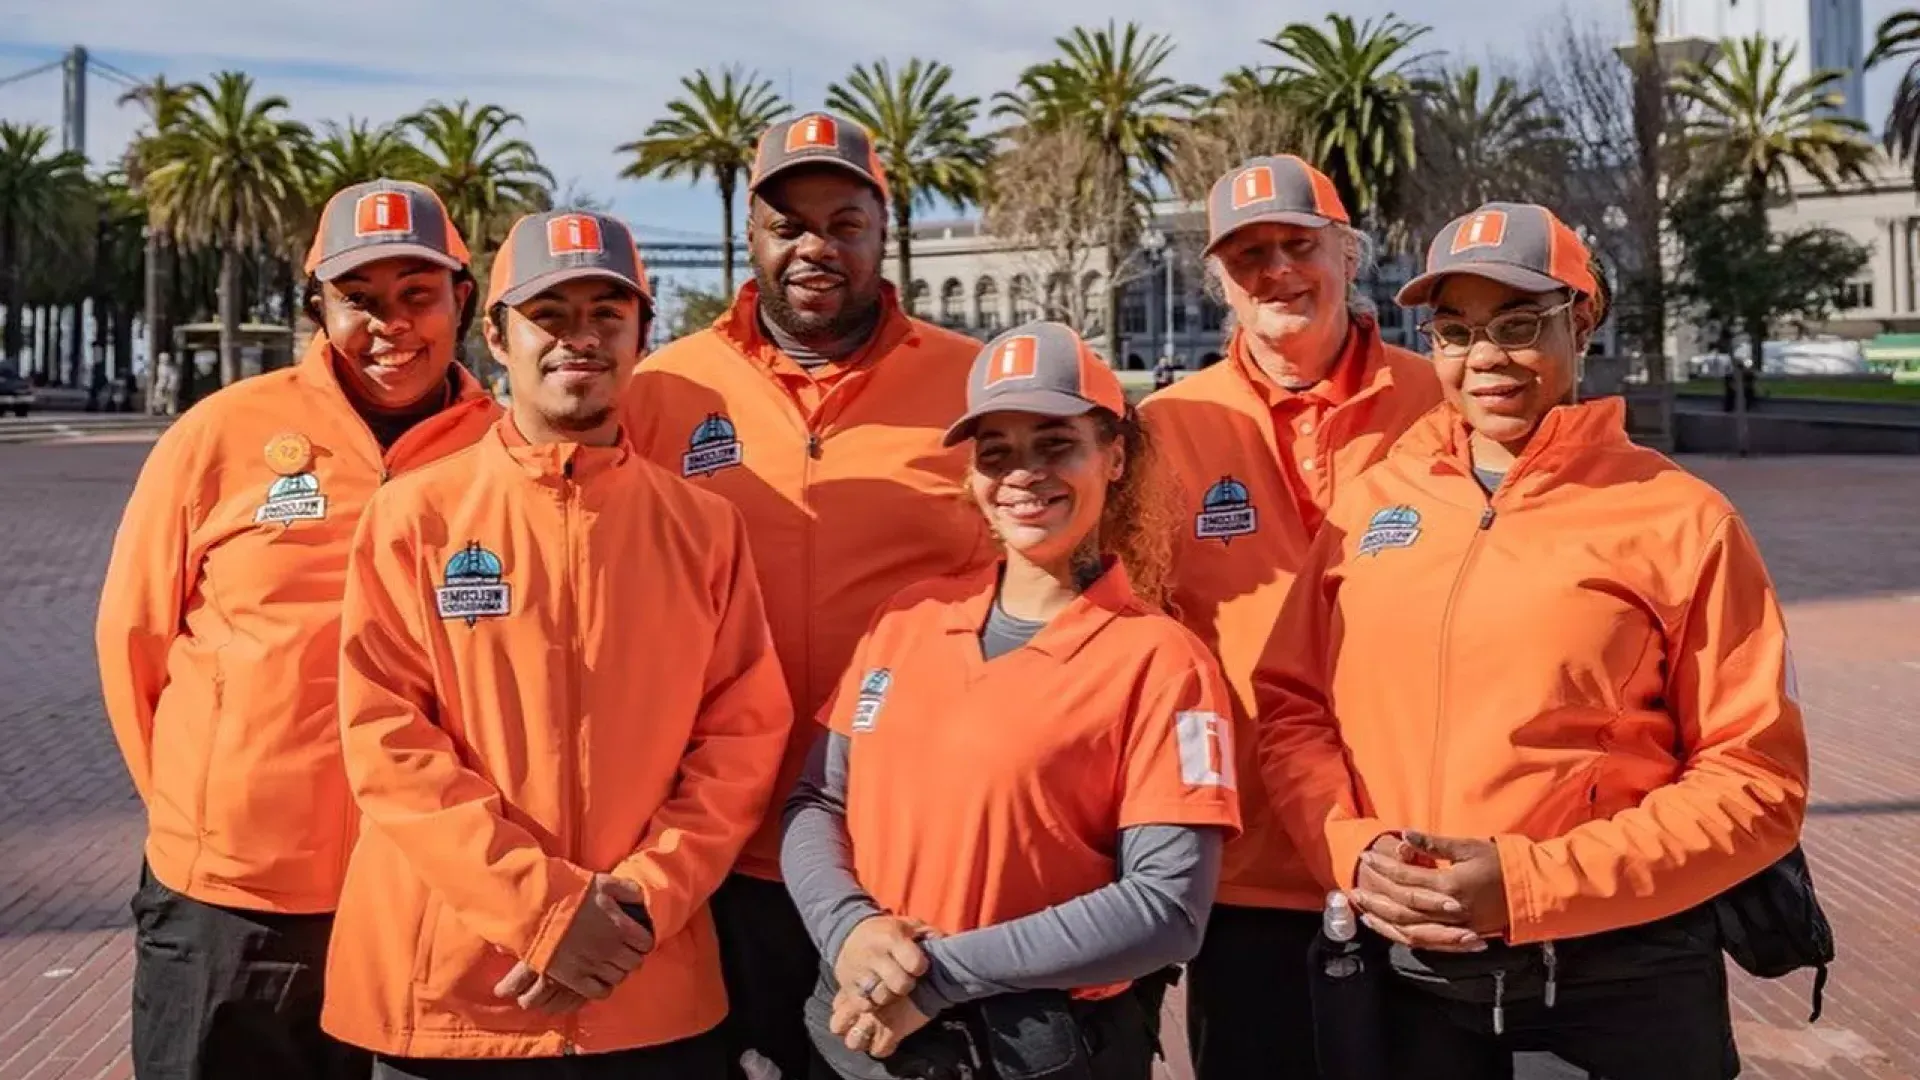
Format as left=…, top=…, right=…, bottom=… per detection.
left=858, top=974, right=882, bottom=999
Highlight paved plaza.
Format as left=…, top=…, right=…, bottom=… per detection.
left=0, top=437, right=1914, bottom=1080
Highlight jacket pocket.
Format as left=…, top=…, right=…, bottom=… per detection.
left=417, top=892, right=519, bottom=1016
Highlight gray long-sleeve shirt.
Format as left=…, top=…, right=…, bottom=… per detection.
left=780, top=729, right=1225, bottom=1017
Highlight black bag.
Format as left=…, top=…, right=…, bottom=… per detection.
left=1711, top=844, right=1834, bottom=1021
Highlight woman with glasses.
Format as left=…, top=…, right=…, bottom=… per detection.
left=1254, top=202, right=1809, bottom=1079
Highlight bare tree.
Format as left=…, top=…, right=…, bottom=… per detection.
left=983, top=126, right=1144, bottom=337
left=1166, top=70, right=1307, bottom=202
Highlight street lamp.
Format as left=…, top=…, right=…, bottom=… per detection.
left=1141, top=226, right=1174, bottom=366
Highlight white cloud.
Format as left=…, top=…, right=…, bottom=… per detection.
left=0, top=0, right=1904, bottom=285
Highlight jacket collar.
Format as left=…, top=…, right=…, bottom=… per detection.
left=941, top=556, right=1140, bottom=664
left=1399, top=396, right=1631, bottom=490
left=1227, top=313, right=1399, bottom=412
left=490, top=413, right=634, bottom=482
left=714, top=279, right=916, bottom=375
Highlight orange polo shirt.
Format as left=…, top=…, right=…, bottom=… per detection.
left=1141, top=317, right=1441, bottom=910
left=622, top=282, right=994, bottom=880
left=824, top=561, right=1242, bottom=952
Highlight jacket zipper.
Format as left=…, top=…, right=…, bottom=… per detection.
left=561, top=456, right=583, bottom=1054
left=1426, top=494, right=1499, bottom=832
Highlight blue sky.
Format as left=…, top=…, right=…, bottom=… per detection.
left=0, top=0, right=1911, bottom=291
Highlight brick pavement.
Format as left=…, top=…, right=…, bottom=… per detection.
left=0, top=442, right=1914, bottom=1080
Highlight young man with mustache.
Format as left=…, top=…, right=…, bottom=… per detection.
left=620, top=112, right=991, bottom=1079
left=1139, top=156, right=1443, bottom=1080
left=323, top=210, right=791, bottom=1078
left=97, top=179, right=499, bottom=1080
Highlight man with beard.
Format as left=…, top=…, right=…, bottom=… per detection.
left=324, top=209, right=791, bottom=1078
left=621, top=112, right=991, bottom=1079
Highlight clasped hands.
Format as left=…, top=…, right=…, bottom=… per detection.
left=828, top=913, right=940, bottom=1059
left=1347, top=831, right=1510, bottom=953
left=493, top=873, right=655, bottom=1014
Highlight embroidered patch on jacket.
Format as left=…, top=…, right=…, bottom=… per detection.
left=682, top=413, right=744, bottom=478
left=850, top=668, right=892, bottom=733
left=1174, top=710, right=1236, bottom=789
left=254, top=472, right=329, bottom=525
left=435, top=541, right=512, bottom=625
left=1357, top=505, right=1423, bottom=556
left=1194, top=475, right=1258, bottom=542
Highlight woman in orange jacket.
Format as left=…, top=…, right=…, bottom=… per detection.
left=781, top=322, right=1243, bottom=1080
left=1256, top=203, right=1809, bottom=1079
left=95, top=179, right=497, bottom=1080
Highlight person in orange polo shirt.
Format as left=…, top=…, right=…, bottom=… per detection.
left=324, top=210, right=791, bottom=1079
left=1256, top=203, right=1809, bottom=1079
left=1138, top=155, right=1441, bottom=1079
left=782, top=322, right=1241, bottom=1080
left=96, top=179, right=497, bottom=1080
left=621, top=111, right=990, bottom=1079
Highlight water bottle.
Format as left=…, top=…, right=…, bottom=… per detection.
left=1306, top=891, right=1389, bottom=1080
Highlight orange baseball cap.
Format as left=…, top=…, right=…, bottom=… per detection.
left=304, top=179, right=469, bottom=281
left=1203, top=155, right=1350, bottom=255
left=749, top=112, right=891, bottom=203
left=943, top=321, right=1128, bottom=446
left=487, top=210, right=653, bottom=315
left=1396, top=202, right=1598, bottom=307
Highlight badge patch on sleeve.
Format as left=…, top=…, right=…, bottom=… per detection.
left=1357, top=505, right=1422, bottom=556
left=254, top=472, right=329, bottom=525
left=850, top=668, right=892, bottom=732
left=436, top=542, right=512, bottom=625
left=1174, top=710, right=1235, bottom=789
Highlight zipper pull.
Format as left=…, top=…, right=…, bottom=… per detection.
left=1479, top=505, right=1497, bottom=530
left=1543, top=942, right=1558, bottom=1008
left=1492, top=969, right=1506, bottom=1035
left=806, top=432, right=822, bottom=459
left=563, top=458, right=575, bottom=480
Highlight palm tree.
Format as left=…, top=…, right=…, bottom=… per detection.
left=143, top=71, right=315, bottom=387
left=619, top=67, right=790, bottom=296
left=1626, top=0, right=1671, bottom=373
left=1673, top=34, right=1875, bottom=450
left=1867, top=10, right=1920, bottom=185
left=313, top=118, right=430, bottom=194
left=993, top=20, right=1204, bottom=358
left=0, top=123, right=89, bottom=369
left=826, top=58, right=989, bottom=292
left=1167, top=68, right=1305, bottom=202
left=120, top=75, right=196, bottom=404
left=402, top=100, right=553, bottom=255
left=1406, top=66, right=1566, bottom=237
left=1263, top=13, right=1434, bottom=227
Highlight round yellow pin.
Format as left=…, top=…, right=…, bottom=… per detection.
left=264, top=433, right=313, bottom=476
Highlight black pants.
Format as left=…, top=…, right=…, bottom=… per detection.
left=130, top=861, right=370, bottom=1080
left=371, top=1031, right=726, bottom=1079
left=1383, top=948, right=1740, bottom=1079
left=1185, top=905, right=1322, bottom=1080
left=712, top=872, right=824, bottom=1079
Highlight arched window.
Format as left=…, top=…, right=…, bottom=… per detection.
left=908, top=280, right=931, bottom=318
left=1010, top=275, right=1038, bottom=323
left=974, top=277, right=1002, bottom=332
left=939, top=279, right=965, bottom=326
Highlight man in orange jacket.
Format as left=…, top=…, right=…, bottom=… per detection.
left=325, top=209, right=792, bottom=1078
left=621, top=111, right=991, bottom=1079
left=96, top=179, right=497, bottom=1080
left=1139, top=156, right=1442, bottom=1080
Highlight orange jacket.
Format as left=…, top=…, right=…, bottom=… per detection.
left=1255, top=398, right=1810, bottom=944
left=1141, top=319, right=1440, bottom=909
left=621, top=282, right=993, bottom=879
left=323, top=419, right=791, bottom=1058
left=94, top=335, right=498, bottom=913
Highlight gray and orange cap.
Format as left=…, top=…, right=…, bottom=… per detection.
left=1396, top=202, right=1598, bottom=307
left=304, top=179, right=469, bottom=281
left=943, top=321, right=1129, bottom=446
left=1203, top=155, right=1350, bottom=256
left=487, top=210, right=653, bottom=314
left=749, top=112, right=891, bottom=203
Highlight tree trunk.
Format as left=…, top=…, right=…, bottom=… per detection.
left=1104, top=240, right=1121, bottom=365
left=1733, top=178, right=1770, bottom=458
left=143, top=224, right=163, bottom=408
left=114, top=301, right=136, bottom=407
left=895, top=199, right=914, bottom=303
left=1629, top=0, right=1669, bottom=379
left=0, top=213, right=16, bottom=367
left=68, top=299, right=85, bottom=387
left=45, top=308, right=58, bottom=384
left=720, top=174, right=738, bottom=298
left=219, top=243, right=241, bottom=386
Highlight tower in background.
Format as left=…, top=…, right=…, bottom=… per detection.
left=1663, top=0, right=1866, bottom=123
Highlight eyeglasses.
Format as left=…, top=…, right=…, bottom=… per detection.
left=1418, top=298, right=1576, bottom=356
